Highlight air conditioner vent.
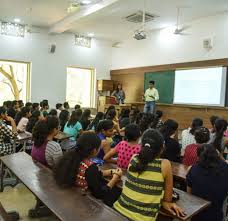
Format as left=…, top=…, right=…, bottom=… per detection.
left=125, top=10, right=159, bottom=23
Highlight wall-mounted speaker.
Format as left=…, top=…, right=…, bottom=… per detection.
left=49, top=44, right=56, bottom=53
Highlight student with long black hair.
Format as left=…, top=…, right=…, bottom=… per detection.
left=187, top=144, right=228, bottom=221
left=26, top=110, right=42, bottom=133
left=160, top=119, right=181, bottom=162
left=114, top=129, right=185, bottom=221
left=151, top=110, right=164, bottom=129
left=15, top=107, right=31, bottom=132
left=138, top=113, right=154, bottom=134
left=181, top=118, right=203, bottom=150
left=59, top=109, right=70, bottom=132
left=210, top=118, right=228, bottom=154
left=80, top=109, right=91, bottom=130
left=87, top=112, right=104, bottom=131
left=54, top=132, right=122, bottom=207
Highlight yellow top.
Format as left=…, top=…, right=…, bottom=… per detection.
left=114, top=156, right=164, bottom=221
left=144, top=88, right=159, bottom=102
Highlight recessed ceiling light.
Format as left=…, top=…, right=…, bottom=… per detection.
left=88, top=33, right=94, bottom=37
left=14, top=18, right=21, bottom=23
left=81, top=0, right=92, bottom=5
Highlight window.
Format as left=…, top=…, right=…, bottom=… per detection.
left=66, top=67, right=95, bottom=108
left=0, top=60, right=30, bottom=105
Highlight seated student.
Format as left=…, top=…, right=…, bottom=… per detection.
left=40, top=100, right=49, bottom=117
left=87, top=112, right=104, bottom=131
left=130, top=108, right=140, bottom=124
left=63, top=102, right=70, bottom=111
left=160, top=119, right=181, bottom=163
left=0, top=107, right=18, bottom=155
left=138, top=113, right=154, bottom=134
left=26, top=110, right=42, bottom=133
left=119, top=108, right=130, bottom=129
left=96, top=120, right=115, bottom=161
left=114, top=129, right=185, bottom=221
left=48, top=109, right=57, bottom=117
left=210, top=118, right=228, bottom=155
left=181, top=118, right=203, bottom=151
left=183, top=127, right=210, bottom=166
left=104, top=124, right=141, bottom=169
left=7, top=100, right=19, bottom=119
left=15, top=107, right=31, bottom=132
left=106, top=109, right=122, bottom=134
left=59, top=109, right=70, bottom=132
left=25, top=102, right=33, bottom=109
left=56, top=103, right=63, bottom=117
left=104, top=105, right=115, bottom=119
left=54, top=132, right=122, bottom=207
left=209, top=115, right=219, bottom=135
left=63, top=110, right=83, bottom=143
left=32, top=103, right=40, bottom=112
left=74, top=104, right=81, bottom=110
left=18, top=100, right=24, bottom=109
left=186, top=144, right=228, bottom=221
left=151, top=110, right=164, bottom=129
left=31, top=116, right=63, bottom=168
left=80, top=109, right=91, bottom=130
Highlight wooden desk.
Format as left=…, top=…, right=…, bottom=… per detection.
left=171, top=162, right=189, bottom=182
left=102, top=163, right=210, bottom=221
left=0, top=153, right=128, bottom=221
left=54, top=131, right=73, bottom=141
left=13, top=131, right=32, bottom=152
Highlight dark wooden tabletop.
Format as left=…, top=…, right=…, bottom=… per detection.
left=0, top=153, right=128, bottom=221
left=171, top=161, right=189, bottom=181
left=101, top=163, right=210, bottom=221
left=54, top=131, right=73, bottom=141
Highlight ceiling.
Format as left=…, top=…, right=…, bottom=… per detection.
left=0, top=0, right=228, bottom=41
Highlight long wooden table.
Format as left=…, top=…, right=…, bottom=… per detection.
left=102, top=163, right=210, bottom=221
left=0, top=153, right=128, bottom=221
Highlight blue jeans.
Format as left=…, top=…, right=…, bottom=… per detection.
left=144, top=101, right=155, bottom=113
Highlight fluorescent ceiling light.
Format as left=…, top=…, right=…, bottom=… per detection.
left=81, top=0, right=92, bottom=4
left=14, top=18, right=21, bottom=23
left=88, top=33, right=94, bottom=37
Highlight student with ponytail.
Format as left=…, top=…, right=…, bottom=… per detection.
left=54, top=132, right=122, bottom=207
left=114, top=129, right=185, bottom=221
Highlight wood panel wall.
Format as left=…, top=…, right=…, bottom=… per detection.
left=110, top=58, right=228, bottom=128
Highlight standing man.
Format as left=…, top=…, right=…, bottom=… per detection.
left=143, top=80, right=159, bottom=113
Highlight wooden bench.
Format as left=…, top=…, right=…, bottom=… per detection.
left=0, top=152, right=128, bottom=221
left=102, top=163, right=210, bottom=221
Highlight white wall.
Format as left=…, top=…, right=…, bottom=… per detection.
left=111, top=13, right=228, bottom=69
left=0, top=30, right=112, bottom=107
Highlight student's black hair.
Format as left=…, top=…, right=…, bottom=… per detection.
left=120, top=108, right=130, bottom=119
left=40, top=101, right=43, bottom=108
left=12, top=100, right=18, bottom=108
left=197, top=144, right=221, bottom=175
left=25, top=102, right=32, bottom=108
left=59, top=110, right=70, bottom=131
left=56, top=103, right=63, bottom=110
left=210, top=115, right=219, bottom=133
left=63, top=102, right=69, bottom=109
left=151, top=110, right=163, bottom=129
left=160, top=119, right=178, bottom=140
left=26, top=110, right=41, bottom=133
left=32, top=116, right=59, bottom=147
left=67, top=110, right=82, bottom=127
left=190, top=118, right=203, bottom=135
left=129, top=129, right=164, bottom=173
left=104, top=105, right=115, bottom=118
left=15, top=107, right=31, bottom=125
left=42, top=100, right=49, bottom=106
left=53, top=132, right=101, bottom=187
left=212, top=118, right=228, bottom=152
left=48, top=109, right=58, bottom=116
left=75, top=104, right=81, bottom=110
left=115, top=84, right=122, bottom=93
left=32, top=103, right=39, bottom=111
left=4, top=101, right=12, bottom=108
left=139, top=113, right=154, bottom=134
left=135, top=112, right=143, bottom=125
left=80, top=109, right=91, bottom=122
left=130, top=108, right=140, bottom=123
left=194, top=127, right=210, bottom=144
left=125, top=124, right=141, bottom=142
left=106, top=109, right=117, bottom=120
left=0, top=107, right=7, bottom=115
left=96, top=119, right=114, bottom=133
left=87, top=112, right=104, bottom=131
left=18, top=100, right=24, bottom=108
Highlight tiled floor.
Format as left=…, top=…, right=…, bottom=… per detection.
left=0, top=184, right=57, bottom=221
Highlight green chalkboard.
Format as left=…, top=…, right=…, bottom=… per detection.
left=144, top=71, right=175, bottom=104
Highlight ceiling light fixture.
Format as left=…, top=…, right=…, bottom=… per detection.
left=0, top=21, right=25, bottom=37
left=81, top=0, right=92, bottom=4
left=88, top=33, right=94, bottom=37
left=14, top=18, right=21, bottom=23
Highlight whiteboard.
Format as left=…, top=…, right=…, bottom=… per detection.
left=174, top=67, right=227, bottom=106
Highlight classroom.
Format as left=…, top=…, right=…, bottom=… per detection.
left=0, top=0, right=228, bottom=221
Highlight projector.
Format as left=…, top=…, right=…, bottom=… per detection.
left=133, top=30, right=147, bottom=40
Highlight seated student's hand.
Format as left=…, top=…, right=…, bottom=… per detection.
left=114, top=168, right=123, bottom=177
left=162, top=202, right=186, bottom=218
left=4, top=116, right=14, bottom=123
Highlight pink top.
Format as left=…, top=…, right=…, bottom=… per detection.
left=115, top=141, right=141, bottom=169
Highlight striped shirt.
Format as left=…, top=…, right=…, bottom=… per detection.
left=114, top=156, right=164, bottom=221
left=45, top=141, right=63, bottom=168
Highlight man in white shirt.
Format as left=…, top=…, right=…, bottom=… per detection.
left=143, top=80, right=159, bottom=113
